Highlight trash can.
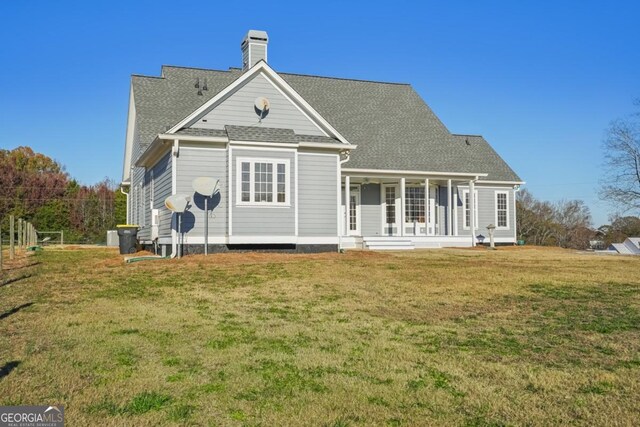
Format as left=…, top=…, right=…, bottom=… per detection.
left=116, top=225, right=139, bottom=254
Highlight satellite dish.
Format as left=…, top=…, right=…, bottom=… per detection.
left=254, top=96, right=270, bottom=119
left=192, top=177, right=219, bottom=196
left=165, top=194, right=190, bottom=213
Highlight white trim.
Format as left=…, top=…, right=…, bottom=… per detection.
left=344, top=176, right=350, bottom=236
left=342, top=168, right=488, bottom=179
left=336, top=155, right=341, bottom=238
left=478, top=180, right=526, bottom=185
left=462, top=189, right=479, bottom=230
left=231, top=144, right=297, bottom=153
left=122, top=85, right=136, bottom=182
left=400, top=178, right=406, bottom=237
left=228, top=146, right=232, bottom=236
left=453, top=186, right=458, bottom=236
left=171, top=139, right=178, bottom=254
left=235, top=157, right=291, bottom=207
left=447, top=179, right=452, bottom=236
left=179, top=145, right=227, bottom=151
left=159, top=134, right=229, bottom=143
left=298, top=151, right=340, bottom=157
left=294, top=151, right=299, bottom=236
left=469, top=180, right=476, bottom=246
left=165, top=62, right=350, bottom=144
left=494, top=190, right=510, bottom=230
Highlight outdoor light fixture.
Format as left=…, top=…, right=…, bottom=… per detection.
left=476, top=234, right=485, bottom=245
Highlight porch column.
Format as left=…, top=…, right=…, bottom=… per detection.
left=424, top=178, right=429, bottom=235
left=447, top=179, right=452, bottom=236
left=453, top=183, right=458, bottom=236
left=344, top=175, right=350, bottom=236
left=400, top=177, right=406, bottom=236
left=469, top=179, right=476, bottom=246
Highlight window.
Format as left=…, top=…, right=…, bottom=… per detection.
left=463, top=190, right=478, bottom=229
left=385, top=186, right=396, bottom=224
left=405, top=186, right=425, bottom=223
left=236, top=158, right=289, bottom=206
left=495, top=191, right=509, bottom=228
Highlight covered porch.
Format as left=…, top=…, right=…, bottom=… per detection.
left=340, top=169, right=486, bottom=250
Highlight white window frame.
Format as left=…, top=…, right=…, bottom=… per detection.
left=235, top=157, right=290, bottom=207
left=495, top=190, right=509, bottom=229
left=462, top=189, right=478, bottom=230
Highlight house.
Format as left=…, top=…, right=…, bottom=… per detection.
left=121, top=30, right=524, bottom=254
left=609, top=237, right=640, bottom=255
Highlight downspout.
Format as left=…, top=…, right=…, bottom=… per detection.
left=170, top=139, right=179, bottom=258
left=120, top=185, right=130, bottom=224
left=338, top=150, right=351, bottom=251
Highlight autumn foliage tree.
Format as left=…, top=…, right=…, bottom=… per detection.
left=0, top=146, right=125, bottom=243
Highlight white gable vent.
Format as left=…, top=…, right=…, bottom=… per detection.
left=241, top=30, right=268, bottom=72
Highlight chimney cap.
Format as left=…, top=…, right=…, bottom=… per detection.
left=242, top=29, right=269, bottom=45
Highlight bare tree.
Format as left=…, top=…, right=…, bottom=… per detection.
left=600, top=100, right=640, bottom=213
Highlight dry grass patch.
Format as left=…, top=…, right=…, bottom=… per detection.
left=1, top=246, right=639, bottom=425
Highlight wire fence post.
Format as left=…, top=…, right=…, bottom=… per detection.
left=18, top=218, right=23, bottom=250
left=9, top=215, right=15, bottom=260
left=61, top=230, right=64, bottom=247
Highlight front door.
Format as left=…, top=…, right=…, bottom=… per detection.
left=348, top=186, right=361, bottom=236
left=382, top=184, right=401, bottom=236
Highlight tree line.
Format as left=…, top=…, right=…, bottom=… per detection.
left=0, top=146, right=126, bottom=244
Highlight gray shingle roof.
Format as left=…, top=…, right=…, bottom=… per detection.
left=130, top=65, right=520, bottom=181
left=450, top=135, right=521, bottom=181
left=176, top=128, right=228, bottom=138
left=175, top=125, right=340, bottom=144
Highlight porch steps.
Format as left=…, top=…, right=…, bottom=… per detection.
left=363, top=238, right=415, bottom=251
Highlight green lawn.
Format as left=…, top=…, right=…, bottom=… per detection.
left=1, top=247, right=639, bottom=426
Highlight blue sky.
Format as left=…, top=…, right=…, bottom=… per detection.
left=1, top=1, right=638, bottom=226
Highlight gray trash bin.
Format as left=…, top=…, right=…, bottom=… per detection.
left=116, top=225, right=139, bottom=254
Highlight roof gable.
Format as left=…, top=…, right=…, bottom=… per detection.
left=167, top=62, right=349, bottom=144
left=186, top=72, right=326, bottom=136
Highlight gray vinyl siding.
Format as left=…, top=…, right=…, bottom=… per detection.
left=231, top=148, right=295, bottom=236
left=152, top=152, right=173, bottom=238
left=298, top=153, right=338, bottom=236
left=131, top=166, right=145, bottom=227
left=361, top=183, right=381, bottom=236
left=176, top=147, right=227, bottom=238
left=455, top=186, right=516, bottom=239
left=190, top=73, right=324, bottom=136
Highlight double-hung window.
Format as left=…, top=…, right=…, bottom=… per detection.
left=237, top=158, right=289, bottom=206
left=495, top=191, right=509, bottom=229
left=463, top=189, right=478, bottom=229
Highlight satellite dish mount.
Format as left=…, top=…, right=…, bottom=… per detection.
left=192, top=177, right=220, bottom=256
left=165, top=194, right=191, bottom=258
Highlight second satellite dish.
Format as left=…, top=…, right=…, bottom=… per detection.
left=192, top=177, right=219, bottom=196
left=165, top=194, right=190, bottom=213
left=254, top=97, right=270, bottom=119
